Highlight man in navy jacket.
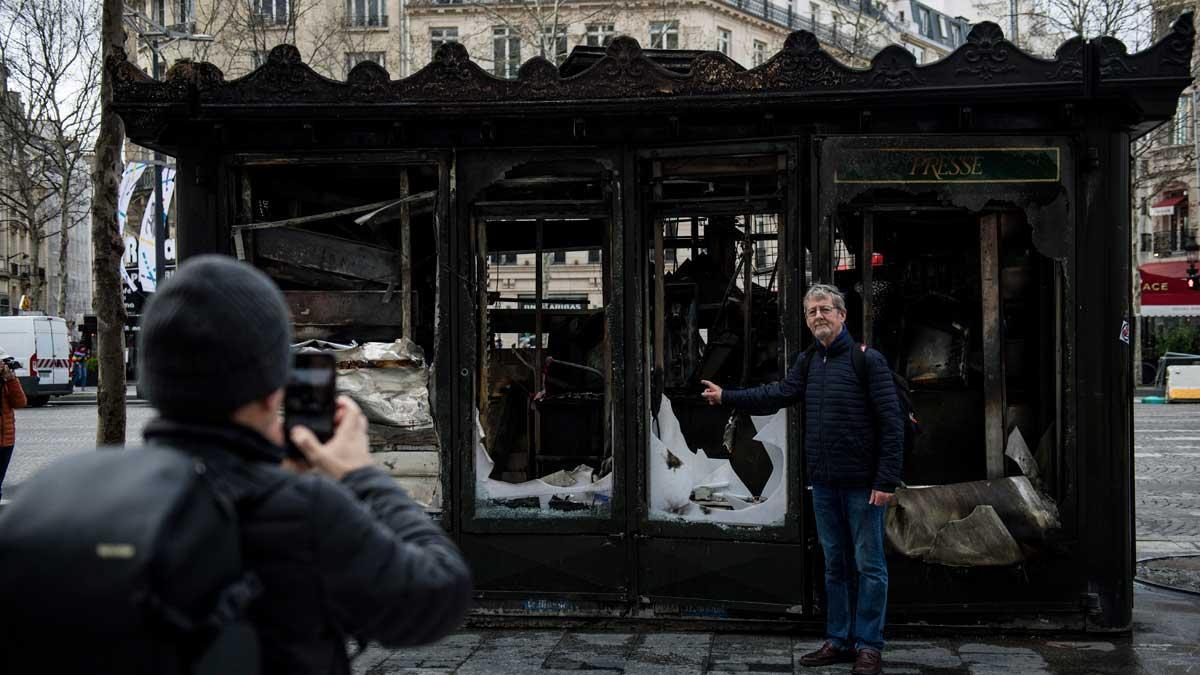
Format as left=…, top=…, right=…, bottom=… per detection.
left=701, top=283, right=902, bottom=675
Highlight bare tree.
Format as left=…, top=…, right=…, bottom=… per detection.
left=829, top=1, right=893, bottom=65
left=91, top=0, right=126, bottom=444
left=0, top=0, right=100, bottom=317
left=160, top=0, right=365, bottom=78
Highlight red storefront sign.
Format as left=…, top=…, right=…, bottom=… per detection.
left=1139, top=260, right=1200, bottom=316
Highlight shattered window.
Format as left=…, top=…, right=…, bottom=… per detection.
left=473, top=164, right=613, bottom=519
left=230, top=162, right=443, bottom=509
left=645, top=153, right=791, bottom=526
left=834, top=210, right=1059, bottom=492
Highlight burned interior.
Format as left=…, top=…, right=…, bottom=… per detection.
left=230, top=159, right=444, bottom=507
left=112, top=16, right=1194, bottom=627
left=645, top=150, right=793, bottom=525
left=471, top=160, right=615, bottom=518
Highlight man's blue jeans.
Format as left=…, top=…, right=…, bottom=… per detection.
left=811, top=485, right=888, bottom=653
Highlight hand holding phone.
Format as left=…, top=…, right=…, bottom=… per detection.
left=285, top=352, right=337, bottom=456
left=289, top=396, right=373, bottom=480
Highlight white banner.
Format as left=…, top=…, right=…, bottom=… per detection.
left=1149, top=205, right=1177, bottom=216
left=119, top=162, right=149, bottom=292
left=137, top=167, right=177, bottom=292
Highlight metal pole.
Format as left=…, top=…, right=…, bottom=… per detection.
left=1193, top=90, right=1198, bottom=237
left=152, top=45, right=166, bottom=292
left=1009, top=0, right=1019, bottom=44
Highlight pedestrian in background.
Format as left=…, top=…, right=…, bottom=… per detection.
left=0, top=348, right=28, bottom=501
left=71, top=343, right=88, bottom=388
left=701, top=284, right=903, bottom=675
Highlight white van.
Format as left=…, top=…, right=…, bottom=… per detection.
left=0, top=316, right=73, bottom=406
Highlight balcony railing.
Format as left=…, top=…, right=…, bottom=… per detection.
left=419, top=0, right=891, bottom=56
left=1153, top=228, right=1199, bottom=256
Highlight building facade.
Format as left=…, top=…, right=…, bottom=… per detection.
left=0, top=69, right=59, bottom=321
left=151, top=0, right=989, bottom=83
left=1134, top=1, right=1200, bottom=380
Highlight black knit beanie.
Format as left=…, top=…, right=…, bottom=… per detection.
left=138, top=255, right=292, bottom=421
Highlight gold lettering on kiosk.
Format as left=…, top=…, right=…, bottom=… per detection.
left=1142, top=282, right=1170, bottom=292
left=835, top=148, right=1060, bottom=184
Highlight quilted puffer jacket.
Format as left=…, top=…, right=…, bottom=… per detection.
left=143, top=419, right=473, bottom=675
left=721, top=327, right=903, bottom=492
left=1, top=376, right=27, bottom=447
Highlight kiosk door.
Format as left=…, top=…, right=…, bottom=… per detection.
left=634, top=142, right=811, bottom=615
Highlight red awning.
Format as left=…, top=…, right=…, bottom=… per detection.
left=1151, top=196, right=1187, bottom=209
left=1139, top=261, right=1200, bottom=316
left=1149, top=196, right=1187, bottom=216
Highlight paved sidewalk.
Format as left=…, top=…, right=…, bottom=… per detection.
left=349, top=585, right=1199, bottom=674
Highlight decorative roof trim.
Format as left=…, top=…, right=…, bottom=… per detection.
left=111, top=14, right=1193, bottom=111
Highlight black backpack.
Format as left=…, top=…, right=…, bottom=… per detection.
left=0, top=446, right=280, bottom=674
left=798, top=342, right=920, bottom=479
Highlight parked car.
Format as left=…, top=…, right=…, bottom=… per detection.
left=0, top=316, right=73, bottom=406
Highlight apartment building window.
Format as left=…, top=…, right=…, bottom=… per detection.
left=649, top=21, right=679, bottom=49
left=493, top=26, right=522, bottom=78
left=810, top=2, right=820, bottom=23
left=587, top=248, right=601, bottom=263
left=254, top=0, right=290, bottom=25
left=346, top=0, right=386, bottom=27
left=345, top=51, right=386, bottom=76
left=431, top=27, right=459, bottom=58
left=175, top=0, right=194, bottom=25
left=585, top=23, right=615, bottom=47
left=916, top=6, right=933, bottom=37
left=904, top=42, right=925, bottom=63
left=540, top=26, right=568, bottom=64
left=950, top=22, right=964, bottom=46
left=151, top=0, right=165, bottom=24
left=717, top=28, right=732, bottom=56
left=1172, top=95, right=1192, bottom=145
left=552, top=250, right=566, bottom=264
left=753, top=40, right=768, bottom=67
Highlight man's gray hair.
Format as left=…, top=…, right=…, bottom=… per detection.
left=804, top=284, right=846, bottom=312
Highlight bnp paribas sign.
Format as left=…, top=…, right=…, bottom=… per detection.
left=833, top=147, right=1061, bottom=185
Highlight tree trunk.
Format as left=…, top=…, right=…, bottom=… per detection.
left=57, top=188, right=70, bottom=318
left=90, top=0, right=128, bottom=445
left=27, top=213, right=41, bottom=310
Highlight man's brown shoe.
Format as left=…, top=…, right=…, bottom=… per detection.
left=851, top=648, right=882, bottom=675
left=798, top=641, right=856, bottom=667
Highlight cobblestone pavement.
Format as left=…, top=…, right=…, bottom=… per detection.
left=346, top=585, right=1200, bottom=674
left=0, top=399, right=154, bottom=498
left=1134, top=403, right=1200, bottom=558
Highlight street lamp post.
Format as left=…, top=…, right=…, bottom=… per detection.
left=125, top=5, right=212, bottom=292
left=1185, top=240, right=1200, bottom=290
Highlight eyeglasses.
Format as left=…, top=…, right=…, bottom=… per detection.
left=805, top=305, right=839, bottom=318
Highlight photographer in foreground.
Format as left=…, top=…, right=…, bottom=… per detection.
left=144, top=256, right=473, bottom=673
left=1, top=256, right=472, bottom=674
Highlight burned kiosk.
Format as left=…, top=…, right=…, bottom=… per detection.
left=112, top=17, right=1193, bottom=629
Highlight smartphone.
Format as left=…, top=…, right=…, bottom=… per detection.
left=284, top=352, right=337, bottom=457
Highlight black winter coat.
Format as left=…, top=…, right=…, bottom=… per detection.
left=143, top=419, right=473, bottom=675
left=720, top=328, right=904, bottom=492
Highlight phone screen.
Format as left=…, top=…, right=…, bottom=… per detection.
left=285, top=352, right=337, bottom=450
